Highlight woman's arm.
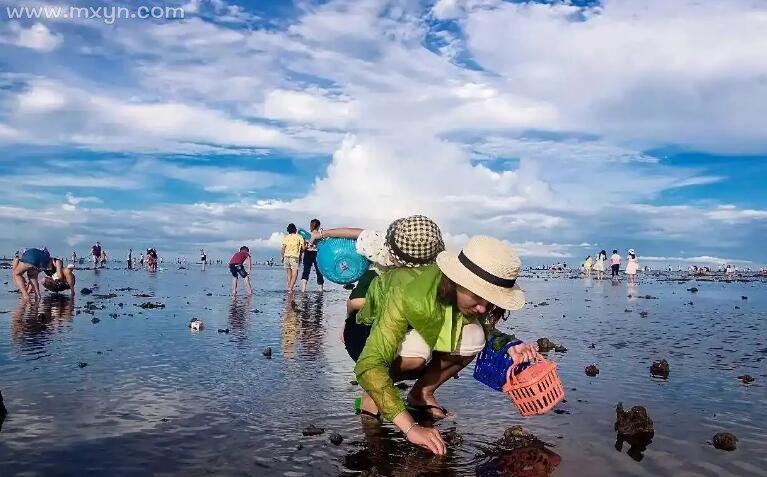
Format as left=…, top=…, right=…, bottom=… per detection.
left=311, top=227, right=364, bottom=241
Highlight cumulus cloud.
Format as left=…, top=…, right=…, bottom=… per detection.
left=0, top=0, right=766, bottom=264
left=1, top=22, right=63, bottom=52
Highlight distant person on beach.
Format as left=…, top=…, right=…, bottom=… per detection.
left=200, top=249, right=207, bottom=268
left=100, top=249, right=107, bottom=267
left=91, top=242, right=102, bottom=269
left=582, top=256, right=592, bottom=276
left=228, top=246, right=253, bottom=295
left=300, top=219, right=325, bottom=293
left=625, top=249, right=638, bottom=283
left=127, top=248, right=133, bottom=269
left=12, top=248, right=76, bottom=300
left=146, top=248, right=158, bottom=272
left=610, top=249, right=621, bottom=278
left=592, top=250, right=606, bottom=280
left=354, top=234, right=540, bottom=456
left=70, top=251, right=77, bottom=265
left=281, top=223, right=305, bottom=292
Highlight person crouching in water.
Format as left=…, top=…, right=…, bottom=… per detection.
left=228, top=246, right=253, bottom=295
left=12, top=248, right=76, bottom=301
left=354, top=235, right=539, bottom=456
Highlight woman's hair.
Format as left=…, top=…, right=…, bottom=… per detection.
left=310, top=218, right=321, bottom=231
left=612, top=249, right=618, bottom=254
left=287, top=223, right=297, bottom=234
left=629, top=252, right=636, bottom=259
left=436, top=275, right=508, bottom=326
left=600, top=250, right=606, bottom=258
left=240, top=246, right=249, bottom=252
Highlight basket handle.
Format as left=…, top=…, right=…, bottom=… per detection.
left=506, top=355, right=543, bottom=385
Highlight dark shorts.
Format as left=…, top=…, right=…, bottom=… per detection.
left=229, top=263, right=248, bottom=278
left=21, top=248, right=50, bottom=270
left=343, top=311, right=372, bottom=362
left=611, top=264, right=620, bottom=276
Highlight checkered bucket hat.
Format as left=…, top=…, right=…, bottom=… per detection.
left=385, top=215, right=445, bottom=267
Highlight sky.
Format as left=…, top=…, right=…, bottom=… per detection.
left=0, top=0, right=766, bottom=266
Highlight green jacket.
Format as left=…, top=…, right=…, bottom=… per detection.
left=354, top=264, right=471, bottom=421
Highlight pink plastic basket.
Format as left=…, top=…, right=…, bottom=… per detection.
left=502, top=359, right=565, bottom=416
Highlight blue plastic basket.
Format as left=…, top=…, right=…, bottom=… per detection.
left=473, top=336, right=525, bottom=391
left=316, top=237, right=370, bottom=284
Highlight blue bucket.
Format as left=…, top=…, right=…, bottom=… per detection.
left=316, top=237, right=370, bottom=284
left=473, top=335, right=527, bottom=391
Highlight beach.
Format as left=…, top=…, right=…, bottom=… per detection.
left=0, top=265, right=765, bottom=476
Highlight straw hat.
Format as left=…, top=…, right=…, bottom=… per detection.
left=385, top=215, right=445, bottom=267
left=436, top=236, right=525, bottom=311
left=628, top=249, right=635, bottom=255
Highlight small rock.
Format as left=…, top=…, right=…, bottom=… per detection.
left=554, top=345, right=568, bottom=353
left=537, top=337, right=556, bottom=352
left=687, top=287, right=699, bottom=293
left=639, top=311, right=649, bottom=317
left=537, top=301, right=549, bottom=306
left=650, top=359, right=669, bottom=378
left=138, top=302, right=165, bottom=309
left=37, top=313, right=46, bottom=319
left=302, top=424, right=324, bottom=436
left=395, top=382, right=409, bottom=390
left=80, top=287, right=92, bottom=295
left=343, top=283, right=355, bottom=290
left=78, top=362, right=88, bottom=368
left=712, top=432, right=738, bottom=451
left=615, top=402, right=654, bottom=436
left=589, top=343, right=596, bottom=349
left=0, top=390, right=7, bottom=420
left=109, top=313, right=118, bottom=318
left=737, top=375, right=754, bottom=384
left=349, top=380, right=359, bottom=386
left=735, top=306, right=740, bottom=309
left=262, top=347, right=272, bottom=357
left=217, top=328, right=230, bottom=334
left=585, top=364, right=599, bottom=377
left=206, top=292, right=213, bottom=296
left=624, top=309, right=632, bottom=313
left=329, top=433, right=344, bottom=445
left=741, top=296, right=748, bottom=300
left=91, top=317, right=100, bottom=324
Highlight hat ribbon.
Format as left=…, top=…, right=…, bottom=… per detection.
left=458, top=251, right=517, bottom=288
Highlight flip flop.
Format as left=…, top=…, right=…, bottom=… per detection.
left=406, top=401, right=452, bottom=420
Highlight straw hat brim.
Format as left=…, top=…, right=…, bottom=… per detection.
left=436, top=252, right=525, bottom=311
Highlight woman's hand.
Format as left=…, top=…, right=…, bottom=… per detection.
left=508, top=342, right=543, bottom=364
left=406, top=425, right=446, bottom=456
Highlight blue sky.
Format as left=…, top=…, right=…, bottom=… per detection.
left=0, top=0, right=766, bottom=266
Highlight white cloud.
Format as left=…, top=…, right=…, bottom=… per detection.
left=2, top=22, right=63, bottom=52
left=262, top=89, right=358, bottom=127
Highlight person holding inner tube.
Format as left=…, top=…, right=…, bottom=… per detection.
left=12, top=248, right=76, bottom=301
left=354, top=233, right=540, bottom=456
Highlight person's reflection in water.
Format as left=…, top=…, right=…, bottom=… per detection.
left=345, top=419, right=458, bottom=477
left=11, top=294, right=74, bottom=345
left=298, top=292, right=325, bottom=359
left=228, top=294, right=252, bottom=346
left=627, top=280, right=638, bottom=298
left=281, top=297, right=300, bottom=359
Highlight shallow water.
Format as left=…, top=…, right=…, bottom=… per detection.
left=1, top=266, right=766, bottom=476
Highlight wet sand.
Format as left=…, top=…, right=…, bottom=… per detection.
left=0, top=266, right=765, bottom=476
